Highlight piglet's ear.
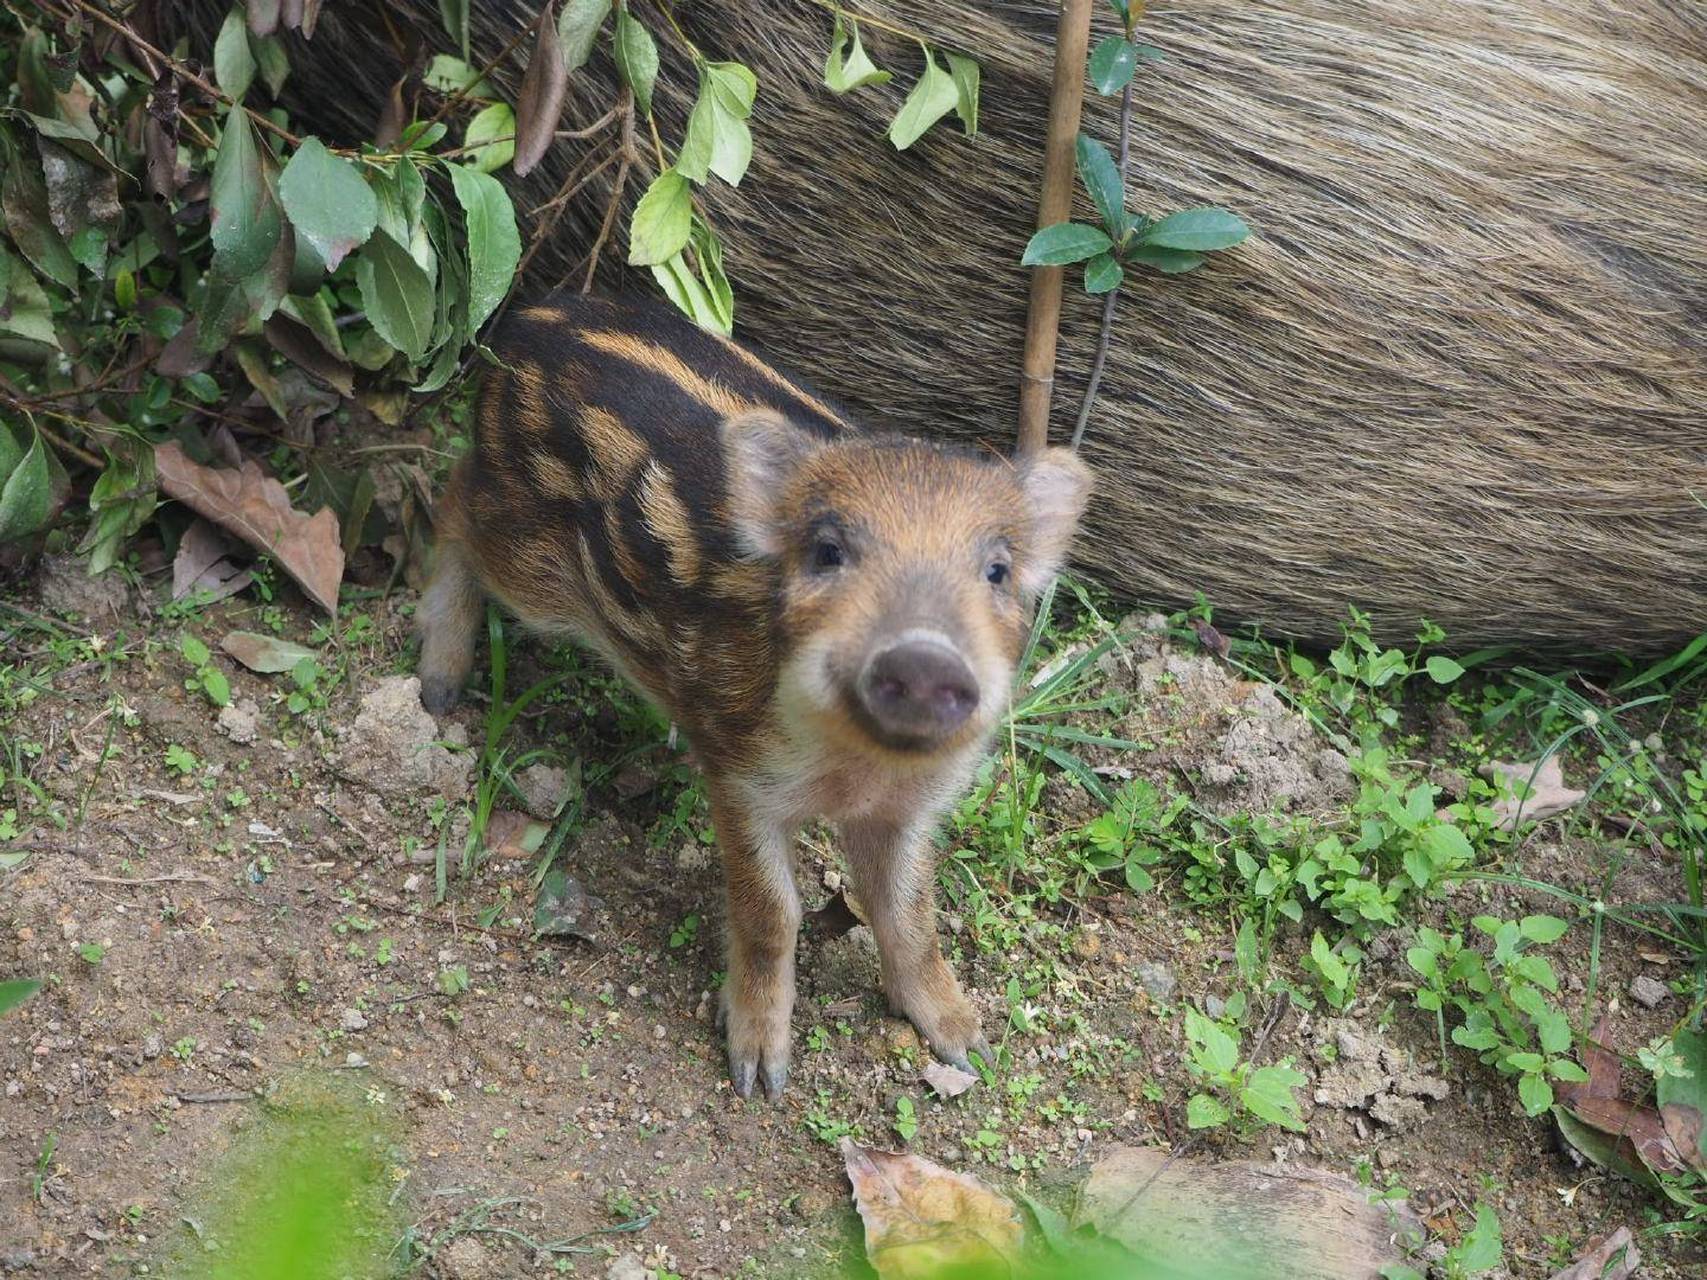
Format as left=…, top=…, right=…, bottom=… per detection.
left=722, top=409, right=822, bottom=558
left=1016, top=447, right=1094, bottom=597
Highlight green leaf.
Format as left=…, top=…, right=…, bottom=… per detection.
left=0, top=979, right=43, bottom=1018
left=1424, top=654, right=1465, bottom=684
left=1453, top=1202, right=1503, bottom=1273
left=1184, top=1007, right=1239, bottom=1076
left=78, top=941, right=104, bottom=965
left=1240, top=1064, right=1308, bottom=1131
left=1519, top=914, right=1569, bottom=944
left=889, top=46, right=959, bottom=150
left=1418, top=821, right=1473, bottom=870
left=0, top=256, right=58, bottom=349
left=1123, top=853, right=1153, bottom=893
left=215, top=6, right=256, bottom=101
left=614, top=8, right=659, bottom=118
left=252, top=33, right=290, bottom=97
left=1, top=151, right=77, bottom=288
left=1185, top=1093, right=1230, bottom=1130
left=650, top=215, right=732, bottom=335
left=1549, top=1059, right=1590, bottom=1083
left=355, top=228, right=434, bottom=362
left=423, top=55, right=490, bottom=96
left=181, top=634, right=211, bottom=667
left=0, top=424, right=52, bottom=542
left=1142, top=207, right=1250, bottom=252
left=677, top=62, right=756, bottom=187
left=1075, top=134, right=1123, bottom=233
left=1310, top=931, right=1349, bottom=988
left=1022, top=222, right=1113, bottom=266
left=449, top=165, right=520, bottom=333
left=1083, top=252, right=1122, bottom=294
left=209, top=111, right=281, bottom=278
left=1089, top=36, right=1138, bottom=95
left=627, top=168, right=692, bottom=266
left=463, top=102, right=516, bottom=174
left=439, top=0, right=470, bottom=60
left=823, top=14, right=891, bottom=93
left=277, top=138, right=377, bottom=272
left=1124, top=243, right=1204, bottom=274
left=203, top=669, right=232, bottom=707
left=221, top=631, right=317, bottom=674
left=558, top=0, right=611, bottom=72
left=947, top=53, right=979, bottom=136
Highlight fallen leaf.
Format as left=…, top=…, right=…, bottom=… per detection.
left=533, top=867, right=596, bottom=941
left=1567, top=1014, right=1623, bottom=1102
left=1189, top=618, right=1230, bottom=659
left=513, top=3, right=568, bottom=177
left=171, top=517, right=253, bottom=603
left=1556, top=1095, right=1688, bottom=1177
left=1480, top=757, right=1585, bottom=830
left=221, top=630, right=317, bottom=674
left=486, top=810, right=549, bottom=860
left=154, top=441, right=343, bottom=613
left=1546, top=1227, right=1639, bottom=1280
left=921, top=1061, right=977, bottom=1099
left=841, top=1141, right=1024, bottom=1280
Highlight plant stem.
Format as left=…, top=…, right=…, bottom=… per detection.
left=1069, top=75, right=1135, bottom=453
left=802, top=0, right=936, bottom=45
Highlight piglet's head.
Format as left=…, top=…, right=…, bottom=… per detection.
left=722, top=409, right=1092, bottom=757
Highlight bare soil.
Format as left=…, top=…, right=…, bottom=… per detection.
left=1, top=571, right=1700, bottom=1278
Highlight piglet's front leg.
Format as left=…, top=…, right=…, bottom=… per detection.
left=841, top=815, right=991, bottom=1074
left=709, top=785, right=800, bottom=1101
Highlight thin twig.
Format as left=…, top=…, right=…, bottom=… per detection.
left=576, top=96, right=638, bottom=294
left=80, top=873, right=216, bottom=886
left=1069, top=75, right=1136, bottom=453
left=174, top=1091, right=253, bottom=1104
left=802, top=0, right=935, bottom=44
left=419, top=19, right=538, bottom=132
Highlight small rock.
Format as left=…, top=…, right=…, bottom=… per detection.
left=1136, top=961, right=1177, bottom=1002
left=1335, top=1025, right=1376, bottom=1062
left=515, top=763, right=571, bottom=819
left=338, top=676, right=472, bottom=798
left=1629, top=974, right=1670, bottom=1009
left=1313, top=1058, right=1389, bottom=1110
left=1369, top=1092, right=1428, bottom=1130
left=1203, top=994, right=1227, bottom=1020
left=217, top=698, right=261, bottom=745
left=1392, top=1070, right=1451, bottom=1102
left=143, top=1034, right=162, bottom=1060
left=605, top=1256, right=650, bottom=1280
left=340, top=1008, right=369, bottom=1032
left=675, top=842, right=713, bottom=873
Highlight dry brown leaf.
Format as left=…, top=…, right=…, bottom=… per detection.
left=1559, top=1095, right=1688, bottom=1176
left=514, top=3, right=569, bottom=178
left=1480, top=757, right=1585, bottom=830
left=841, top=1141, right=1023, bottom=1280
left=921, top=1061, right=978, bottom=1099
left=1547, top=1227, right=1639, bottom=1280
left=484, top=810, right=550, bottom=861
left=374, top=77, right=407, bottom=149
left=155, top=318, right=209, bottom=378
left=172, top=517, right=253, bottom=604
left=155, top=441, right=343, bottom=613
left=263, top=312, right=354, bottom=397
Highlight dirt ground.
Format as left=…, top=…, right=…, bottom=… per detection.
left=1, top=563, right=1700, bottom=1278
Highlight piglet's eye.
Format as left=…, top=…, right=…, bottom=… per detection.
left=812, top=539, right=845, bottom=571
left=985, top=561, right=1011, bottom=587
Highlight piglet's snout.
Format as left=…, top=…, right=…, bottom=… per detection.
left=858, top=640, right=979, bottom=743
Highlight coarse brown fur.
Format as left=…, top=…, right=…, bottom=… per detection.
left=418, top=292, right=1091, bottom=1097
left=177, top=0, right=1707, bottom=654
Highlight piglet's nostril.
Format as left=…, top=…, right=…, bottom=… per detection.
left=859, top=642, right=980, bottom=745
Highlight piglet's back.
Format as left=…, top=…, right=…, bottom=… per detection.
left=468, top=293, right=853, bottom=576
